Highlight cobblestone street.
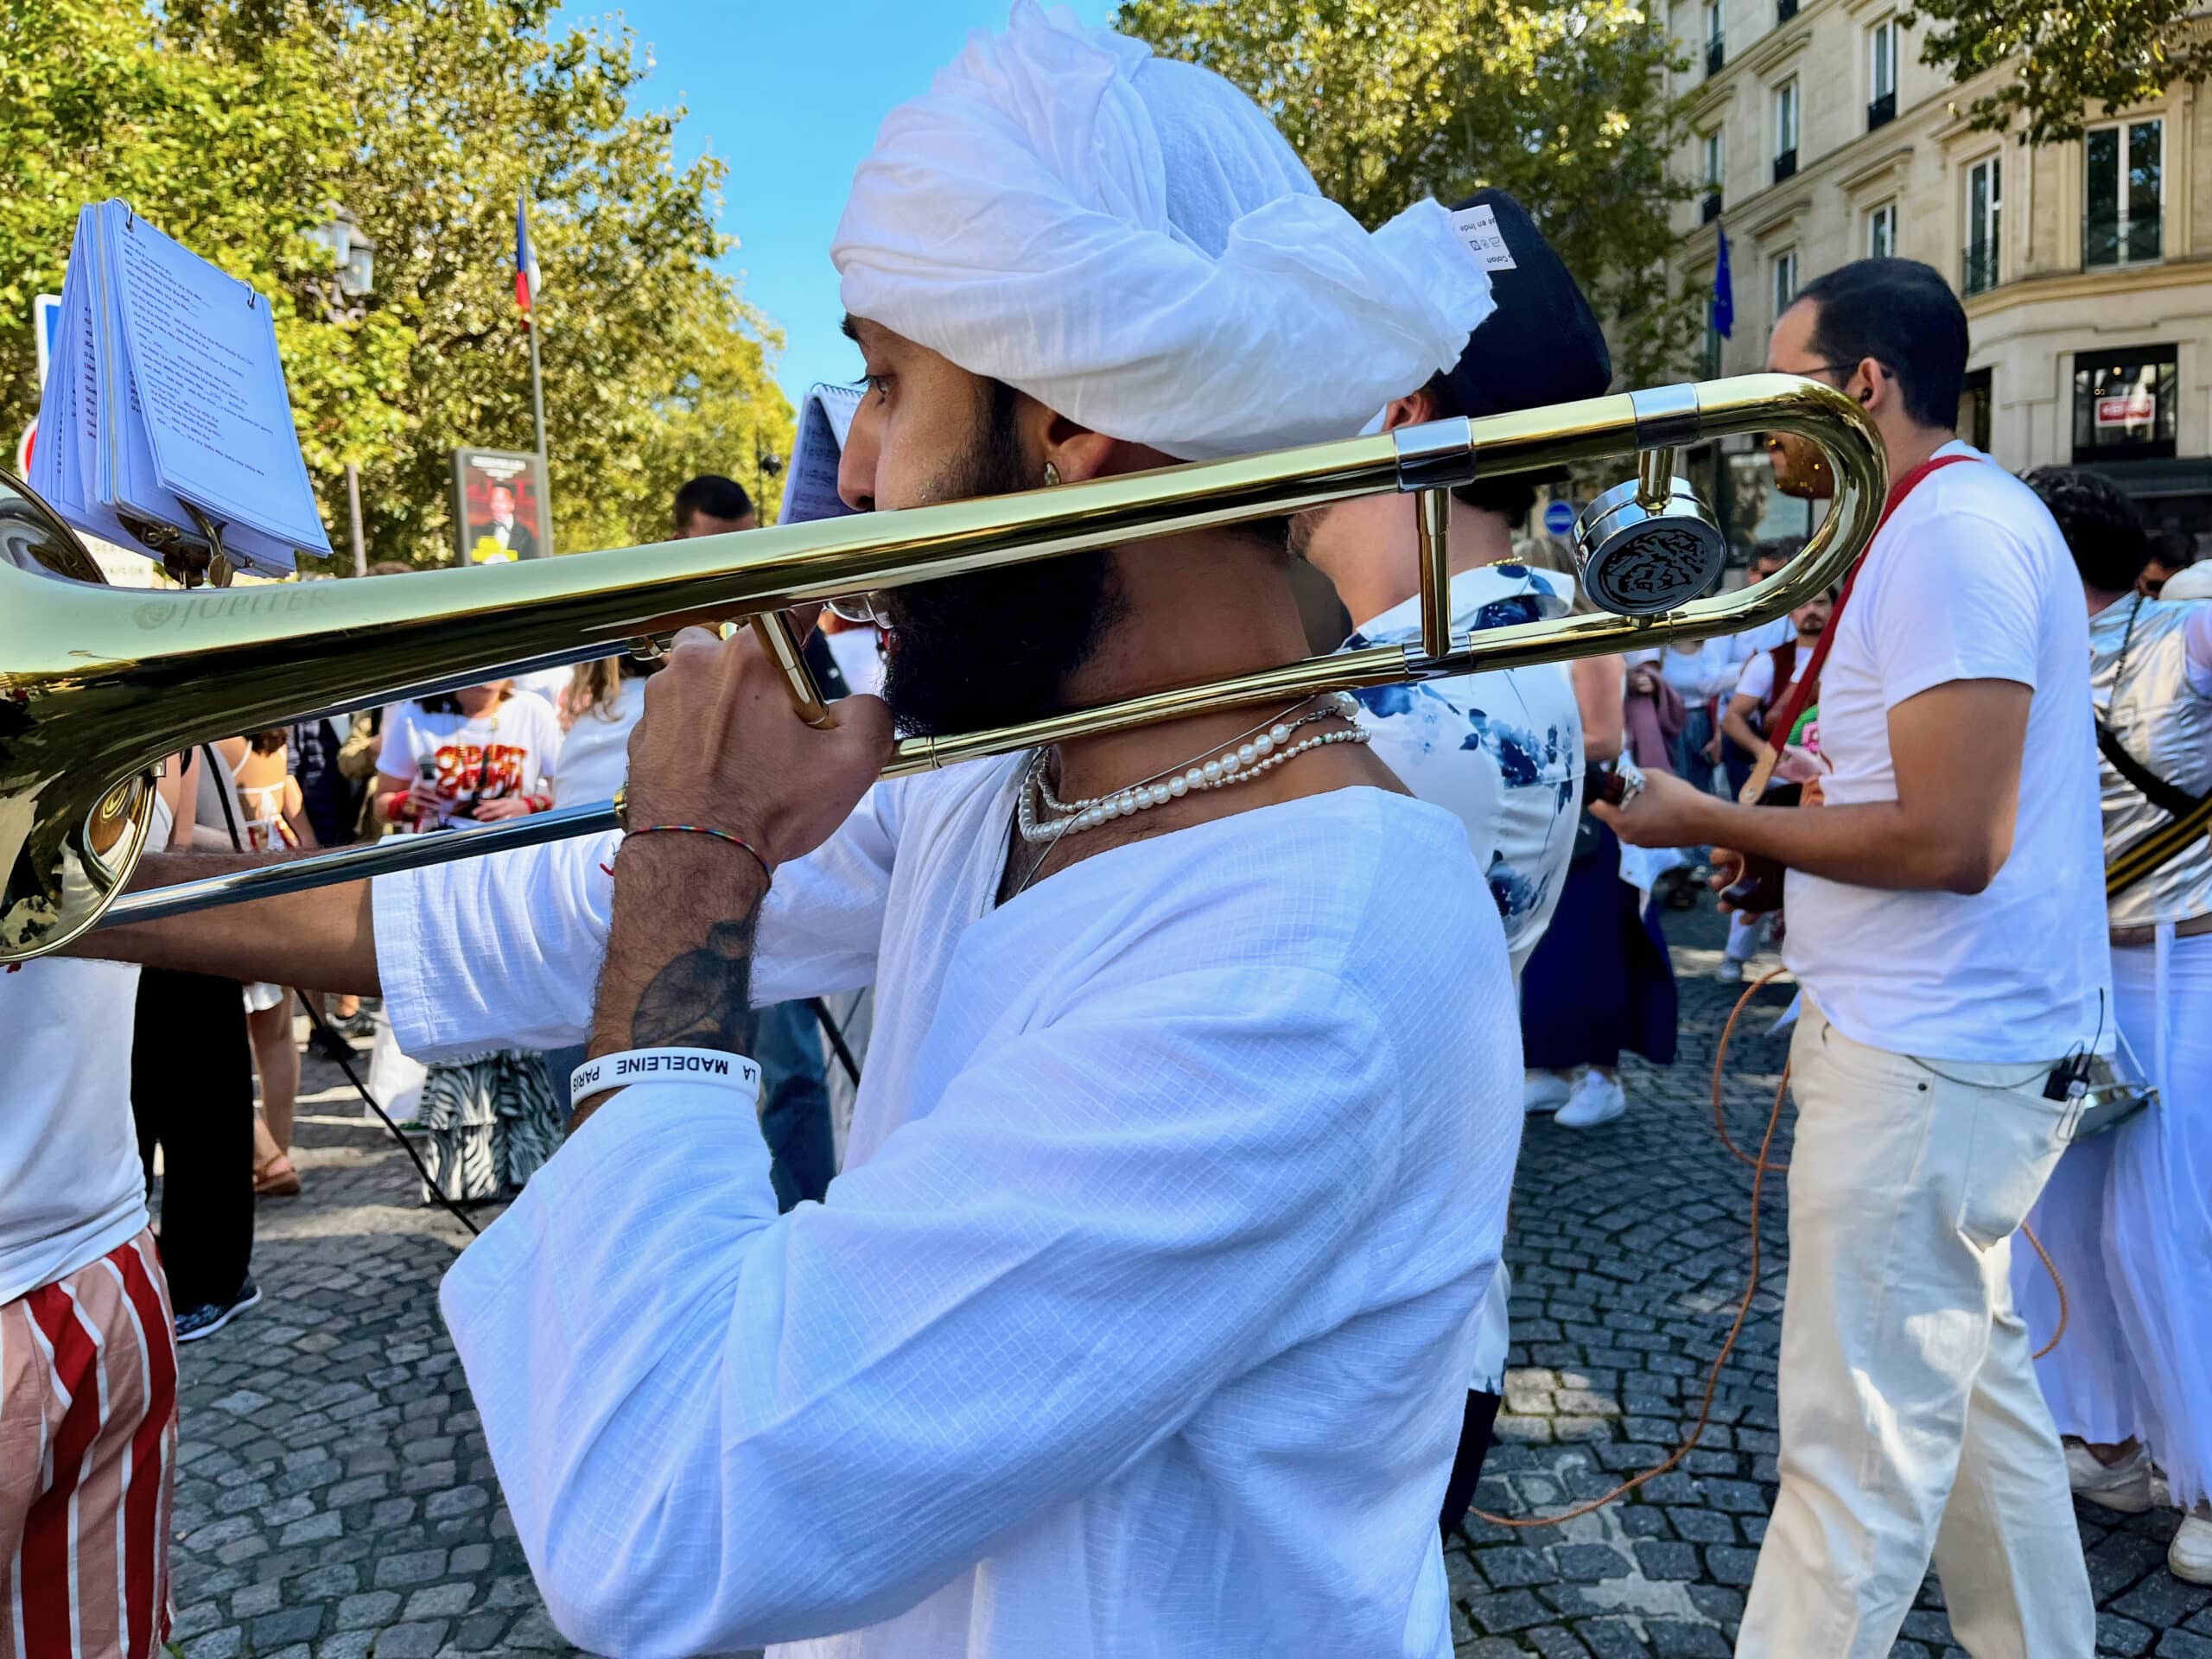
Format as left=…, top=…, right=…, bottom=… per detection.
left=164, top=903, right=2210, bottom=1657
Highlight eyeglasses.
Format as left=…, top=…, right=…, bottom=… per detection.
left=1780, top=362, right=1862, bottom=384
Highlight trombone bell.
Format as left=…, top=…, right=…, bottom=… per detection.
left=1, top=374, right=1886, bottom=962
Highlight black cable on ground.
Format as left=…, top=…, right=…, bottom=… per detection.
left=293, top=991, right=481, bottom=1238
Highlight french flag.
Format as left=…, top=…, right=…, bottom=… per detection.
left=514, top=192, right=543, bottom=315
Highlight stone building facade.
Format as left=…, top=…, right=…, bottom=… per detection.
left=1667, top=0, right=2212, bottom=550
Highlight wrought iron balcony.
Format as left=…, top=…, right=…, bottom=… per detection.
left=1867, top=91, right=1895, bottom=130
left=1701, top=192, right=1724, bottom=224
left=1772, top=148, right=1797, bottom=184
left=1777, top=0, right=1797, bottom=20
left=2083, top=213, right=2163, bottom=270
left=1961, top=244, right=1999, bottom=296
left=1707, top=37, right=1725, bottom=74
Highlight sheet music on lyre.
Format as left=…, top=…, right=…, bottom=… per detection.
left=30, top=200, right=334, bottom=577
left=777, top=382, right=861, bottom=526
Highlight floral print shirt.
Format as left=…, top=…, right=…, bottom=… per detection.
left=1344, top=562, right=1584, bottom=979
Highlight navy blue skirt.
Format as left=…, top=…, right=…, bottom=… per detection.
left=1519, top=819, right=1679, bottom=1071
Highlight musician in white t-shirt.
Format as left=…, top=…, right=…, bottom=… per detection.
left=1600, top=258, right=2105, bottom=1656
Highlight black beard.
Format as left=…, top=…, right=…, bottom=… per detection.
left=876, top=391, right=1125, bottom=737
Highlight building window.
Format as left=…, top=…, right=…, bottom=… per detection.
left=1959, top=366, right=1992, bottom=454
left=2085, top=118, right=2164, bottom=268
left=1867, top=200, right=1897, bottom=259
left=1867, top=18, right=1898, bottom=128
left=2074, top=346, right=2177, bottom=461
left=1704, top=0, right=1724, bottom=73
left=1963, top=154, right=2000, bottom=296
left=1773, top=79, right=1799, bottom=181
left=1777, top=0, right=1797, bottom=19
left=1771, top=247, right=1799, bottom=321
left=1703, top=297, right=1724, bottom=378
left=1701, top=130, right=1725, bottom=219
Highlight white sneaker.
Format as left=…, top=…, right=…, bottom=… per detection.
left=1523, top=1070, right=1573, bottom=1115
left=1555, top=1070, right=1626, bottom=1128
left=2171, top=1511, right=2212, bottom=1585
left=1715, top=957, right=1745, bottom=983
left=2065, top=1440, right=2154, bottom=1512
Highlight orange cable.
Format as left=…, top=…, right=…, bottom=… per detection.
left=2020, top=1221, right=2069, bottom=1361
left=1469, top=985, right=1791, bottom=1529
left=1710, top=968, right=1790, bottom=1173
left=1469, top=964, right=2067, bottom=1529
left=1707, top=969, right=2065, bottom=1356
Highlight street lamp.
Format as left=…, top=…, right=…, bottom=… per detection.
left=339, top=227, right=375, bottom=300
left=758, top=446, right=784, bottom=519
left=308, top=208, right=377, bottom=575
left=307, top=209, right=377, bottom=315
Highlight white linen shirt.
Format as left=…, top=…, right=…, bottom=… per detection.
left=382, top=760, right=1521, bottom=1658
left=1781, top=442, right=2111, bottom=1061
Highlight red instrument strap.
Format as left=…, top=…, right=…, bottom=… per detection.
left=1751, top=451, right=1981, bottom=767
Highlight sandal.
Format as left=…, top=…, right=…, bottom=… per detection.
left=254, top=1153, right=302, bottom=1199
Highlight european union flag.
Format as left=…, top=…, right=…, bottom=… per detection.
left=1712, top=227, right=1734, bottom=339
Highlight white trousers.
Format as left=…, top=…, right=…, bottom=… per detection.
left=2014, top=929, right=2212, bottom=1509
left=1723, top=910, right=1765, bottom=963
left=1738, top=999, right=2094, bottom=1659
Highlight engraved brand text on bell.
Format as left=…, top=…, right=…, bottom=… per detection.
left=134, top=586, right=346, bottom=630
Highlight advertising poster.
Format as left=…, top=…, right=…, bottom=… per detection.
left=450, top=448, right=550, bottom=563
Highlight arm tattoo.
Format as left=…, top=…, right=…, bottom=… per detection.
left=629, top=917, right=763, bottom=1053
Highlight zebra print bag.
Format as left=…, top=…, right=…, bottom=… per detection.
left=416, top=1050, right=563, bottom=1204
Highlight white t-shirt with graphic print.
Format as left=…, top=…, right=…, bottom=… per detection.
left=377, top=690, right=563, bottom=828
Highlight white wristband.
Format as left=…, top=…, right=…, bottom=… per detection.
left=569, top=1047, right=763, bottom=1109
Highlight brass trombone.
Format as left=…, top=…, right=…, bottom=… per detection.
left=0, top=373, right=1885, bottom=963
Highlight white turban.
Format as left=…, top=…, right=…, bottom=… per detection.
left=831, top=1, right=1495, bottom=461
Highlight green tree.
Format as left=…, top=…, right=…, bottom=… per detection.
left=1906, top=0, right=2212, bottom=145
left=0, top=0, right=358, bottom=447
left=1117, top=0, right=1702, bottom=385
left=0, top=0, right=790, bottom=568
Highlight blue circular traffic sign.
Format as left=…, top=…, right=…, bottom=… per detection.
left=1542, top=499, right=1576, bottom=537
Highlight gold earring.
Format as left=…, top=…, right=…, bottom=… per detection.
left=1043, top=462, right=1061, bottom=486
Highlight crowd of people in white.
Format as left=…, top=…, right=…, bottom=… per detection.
left=0, top=9, right=2207, bottom=1656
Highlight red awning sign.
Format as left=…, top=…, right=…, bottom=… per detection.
left=2096, top=391, right=2157, bottom=429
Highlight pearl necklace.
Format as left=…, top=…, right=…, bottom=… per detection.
left=1015, top=691, right=1370, bottom=844
left=1034, top=698, right=1353, bottom=813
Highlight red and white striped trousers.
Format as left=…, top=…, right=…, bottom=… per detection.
left=0, top=1231, right=175, bottom=1659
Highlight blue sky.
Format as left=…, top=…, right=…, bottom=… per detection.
left=557, top=0, right=1121, bottom=410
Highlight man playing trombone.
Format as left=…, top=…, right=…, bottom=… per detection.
left=84, top=8, right=1524, bottom=1654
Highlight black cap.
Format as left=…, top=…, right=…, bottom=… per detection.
left=1433, top=189, right=1611, bottom=420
